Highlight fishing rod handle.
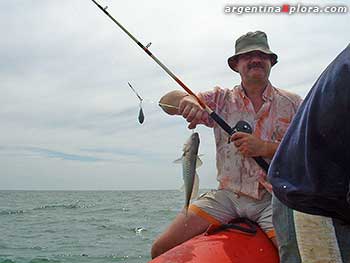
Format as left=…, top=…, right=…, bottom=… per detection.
left=253, top=157, right=269, bottom=173
left=209, top=111, right=234, bottom=135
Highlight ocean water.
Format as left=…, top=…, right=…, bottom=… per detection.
left=0, top=190, right=189, bottom=263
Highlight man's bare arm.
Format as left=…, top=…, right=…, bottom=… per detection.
left=159, top=90, right=188, bottom=115
left=159, top=90, right=207, bottom=129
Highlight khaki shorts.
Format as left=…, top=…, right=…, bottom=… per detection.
left=189, top=189, right=275, bottom=238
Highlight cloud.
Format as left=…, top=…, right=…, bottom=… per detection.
left=0, top=146, right=106, bottom=162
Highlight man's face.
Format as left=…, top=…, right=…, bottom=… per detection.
left=235, top=51, right=272, bottom=83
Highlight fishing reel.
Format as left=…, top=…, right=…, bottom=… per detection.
left=228, top=120, right=253, bottom=144
left=231, top=120, right=253, bottom=135
left=228, top=120, right=269, bottom=172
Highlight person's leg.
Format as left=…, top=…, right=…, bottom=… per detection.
left=332, top=218, right=350, bottom=262
left=272, top=194, right=301, bottom=263
left=151, top=209, right=212, bottom=258
left=246, top=191, right=277, bottom=247
left=151, top=189, right=236, bottom=259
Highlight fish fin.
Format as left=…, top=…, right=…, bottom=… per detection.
left=190, top=172, right=199, bottom=200
left=179, top=184, right=185, bottom=192
left=173, top=157, right=183, bottom=164
left=196, top=156, right=203, bottom=168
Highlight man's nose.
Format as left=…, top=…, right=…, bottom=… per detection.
left=250, top=55, right=263, bottom=62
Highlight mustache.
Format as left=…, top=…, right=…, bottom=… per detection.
left=248, top=62, right=265, bottom=70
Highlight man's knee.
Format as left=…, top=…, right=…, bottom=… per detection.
left=150, top=211, right=211, bottom=259
left=151, top=238, right=166, bottom=259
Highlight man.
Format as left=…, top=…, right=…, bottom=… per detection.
left=268, top=44, right=350, bottom=262
left=151, top=31, right=301, bottom=259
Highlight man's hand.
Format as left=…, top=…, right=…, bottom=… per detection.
left=178, top=95, right=207, bottom=129
left=230, top=132, right=266, bottom=157
left=230, top=132, right=279, bottom=158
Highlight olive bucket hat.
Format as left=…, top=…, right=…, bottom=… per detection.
left=228, top=31, right=278, bottom=72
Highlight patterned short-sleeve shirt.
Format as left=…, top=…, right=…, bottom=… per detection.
left=198, top=83, right=302, bottom=200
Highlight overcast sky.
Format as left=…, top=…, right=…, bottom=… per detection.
left=1, top=0, right=349, bottom=190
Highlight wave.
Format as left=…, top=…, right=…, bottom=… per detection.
left=1, top=260, right=16, bottom=263
left=0, top=209, right=25, bottom=215
left=28, top=258, right=60, bottom=263
left=0, top=245, right=46, bottom=250
left=52, top=253, right=145, bottom=260
left=133, top=226, right=147, bottom=234
left=1, top=256, right=59, bottom=263
left=33, top=203, right=80, bottom=210
left=0, top=201, right=95, bottom=216
left=1, top=257, right=140, bottom=263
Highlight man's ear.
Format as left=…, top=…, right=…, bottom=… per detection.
left=232, top=61, right=239, bottom=72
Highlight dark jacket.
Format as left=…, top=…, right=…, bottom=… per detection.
left=268, top=44, right=350, bottom=223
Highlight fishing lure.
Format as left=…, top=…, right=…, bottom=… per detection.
left=128, top=82, right=145, bottom=124
left=138, top=103, right=144, bottom=124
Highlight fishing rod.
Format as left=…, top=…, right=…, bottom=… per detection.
left=90, top=0, right=269, bottom=173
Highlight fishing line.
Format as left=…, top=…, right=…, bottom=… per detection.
left=91, top=0, right=269, bottom=173
left=127, top=82, right=180, bottom=113
left=91, top=0, right=232, bottom=133
left=128, top=82, right=145, bottom=124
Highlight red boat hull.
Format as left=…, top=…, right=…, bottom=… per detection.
left=150, top=224, right=279, bottom=263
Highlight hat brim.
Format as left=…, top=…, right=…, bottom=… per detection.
left=228, top=47, right=278, bottom=72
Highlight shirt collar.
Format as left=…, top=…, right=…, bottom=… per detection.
left=237, top=82, right=274, bottom=102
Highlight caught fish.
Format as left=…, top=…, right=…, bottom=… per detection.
left=174, top=132, right=202, bottom=215
left=128, top=82, right=145, bottom=124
